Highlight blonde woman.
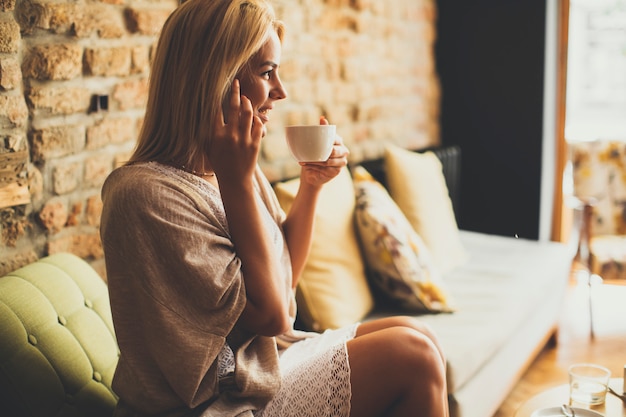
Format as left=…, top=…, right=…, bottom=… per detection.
left=100, top=0, right=449, bottom=416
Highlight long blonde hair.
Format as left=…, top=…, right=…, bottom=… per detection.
left=129, top=0, right=284, bottom=169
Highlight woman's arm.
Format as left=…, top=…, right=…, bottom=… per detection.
left=281, top=181, right=323, bottom=287
left=283, top=117, right=350, bottom=287
left=212, top=81, right=291, bottom=336
left=220, top=180, right=291, bottom=335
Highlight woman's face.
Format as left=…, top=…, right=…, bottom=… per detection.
left=238, top=30, right=287, bottom=137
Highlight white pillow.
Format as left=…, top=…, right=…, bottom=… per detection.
left=384, top=145, right=468, bottom=273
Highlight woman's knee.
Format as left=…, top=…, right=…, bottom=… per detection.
left=348, top=327, right=447, bottom=416
left=399, top=316, right=438, bottom=341
left=382, top=327, right=448, bottom=416
left=382, top=316, right=446, bottom=364
left=387, top=327, right=445, bottom=383
left=349, top=326, right=441, bottom=374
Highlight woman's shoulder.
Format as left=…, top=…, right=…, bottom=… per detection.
left=102, top=162, right=222, bottom=216
left=104, top=162, right=194, bottom=191
left=102, top=163, right=191, bottom=204
left=105, top=161, right=169, bottom=181
left=104, top=163, right=158, bottom=194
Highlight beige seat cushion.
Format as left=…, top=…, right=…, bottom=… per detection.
left=274, top=167, right=374, bottom=331
left=384, top=145, right=468, bottom=273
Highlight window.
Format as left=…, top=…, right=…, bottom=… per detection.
left=566, top=0, right=626, bottom=143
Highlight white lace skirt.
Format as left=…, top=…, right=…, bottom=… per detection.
left=254, top=323, right=359, bottom=417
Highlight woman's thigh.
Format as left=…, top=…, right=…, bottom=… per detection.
left=356, top=316, right=432, bottom=337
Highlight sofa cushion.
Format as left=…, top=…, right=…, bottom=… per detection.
left=352, top=165, right=454, bottom=313
left=384, top=145, right=468, bottom=273
left=274, top=167, right=374, bottom=331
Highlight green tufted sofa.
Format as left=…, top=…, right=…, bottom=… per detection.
left=0, top=253, right=119, bottom=417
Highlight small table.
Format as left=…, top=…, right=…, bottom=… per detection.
left=515, top=378, right=626, bottom=417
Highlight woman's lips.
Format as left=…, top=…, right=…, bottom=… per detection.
left=258, top=108, right=271, bottom=123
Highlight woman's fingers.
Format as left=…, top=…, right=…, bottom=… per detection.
left=215, top=79, right=240, bottom=128
left=238, top=94, right=252, bottom=133
left=215, top=80, right=261, bottom=144
left=227, top=79, right=242, bottom=125
left=211, top=80, right=262, bottom=176
left=328, top=139, right=349, bottom=160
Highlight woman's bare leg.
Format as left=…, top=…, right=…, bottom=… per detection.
left=347, top=317, right=449, bottom=417
left=356, top=316, right=447, bottom=371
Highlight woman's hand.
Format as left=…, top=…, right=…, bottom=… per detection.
left=298, top=116, right=350, bottom=187
left=209, top=79, right=264, bottom=182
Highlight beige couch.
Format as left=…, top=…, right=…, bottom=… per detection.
left=274, top=144, right=573, bottom=417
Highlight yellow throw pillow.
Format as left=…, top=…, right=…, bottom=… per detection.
left=353, top=166, right=454, bottom=313
left=274, top=167, right=374, bottom=331
left=384, top=145, right=468, bottom=274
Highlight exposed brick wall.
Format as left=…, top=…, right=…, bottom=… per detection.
left=0, top=0, right=440, bottom=275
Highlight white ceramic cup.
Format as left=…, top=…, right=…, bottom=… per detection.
left=568, top=363, right=611, bottom=406
left=285, top=125, right=336, bottom=162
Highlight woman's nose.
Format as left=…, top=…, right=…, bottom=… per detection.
left=271, top=77, right=287, bottom=101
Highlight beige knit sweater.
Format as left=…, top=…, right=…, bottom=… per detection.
left=101, top=163, right=302, bottom=417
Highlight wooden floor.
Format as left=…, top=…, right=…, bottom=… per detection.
left=493, top=267, right=626, bottom=416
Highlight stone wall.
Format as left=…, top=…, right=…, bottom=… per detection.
left=0, top=0, right=440, bottom=276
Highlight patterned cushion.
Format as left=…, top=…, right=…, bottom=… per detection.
left=274, top=167, right=374, bottom=331
left=590, top=235, right=626, bottom=281
left=571, top=140, right=626, bottom=235
left=353, top=166, right=454, bottom=313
